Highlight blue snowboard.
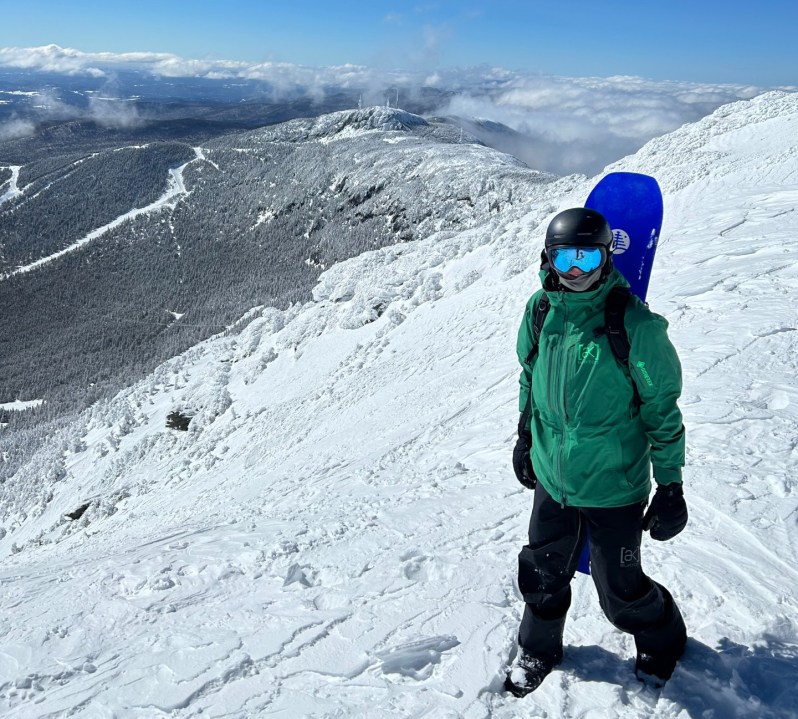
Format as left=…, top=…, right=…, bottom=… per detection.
left=575, top=172, right=664, bottom=575
left=586, top=172, right=663, bottom=301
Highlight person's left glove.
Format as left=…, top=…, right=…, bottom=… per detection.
left=512, top=431, right=537, bottom=490
left=642, top=483, right=688, bottom=541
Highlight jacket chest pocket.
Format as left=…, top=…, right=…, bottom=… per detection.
left=566, top=335, right=624, bottom=424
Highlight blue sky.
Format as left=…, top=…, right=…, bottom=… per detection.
left=0, top=0, right=795, bottom=86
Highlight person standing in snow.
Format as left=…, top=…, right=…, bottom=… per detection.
left=506, top=208, right=688, bottom=696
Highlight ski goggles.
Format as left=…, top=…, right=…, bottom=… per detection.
left=548, top=246, right=604, bottom=274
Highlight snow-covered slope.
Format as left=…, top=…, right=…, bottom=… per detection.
left=1, top=91, right=797, bottom=718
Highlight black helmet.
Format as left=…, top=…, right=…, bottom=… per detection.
left=544, top=208, right=612, bottom=251
left=544, top=208, right=613, bottom=291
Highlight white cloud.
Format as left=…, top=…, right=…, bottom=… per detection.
left=30, top=88, right=82, bottom=120
left=0, top=118, right=36, bottom=140
left=0, top=81, right=143, bottom=137
left=0, top=45, right=793, bottom=174
left=439, top=74, right=769, bottom=174
left=0, top=44, right=246, bottom=79
left=87, top=95, right=141, bottom=129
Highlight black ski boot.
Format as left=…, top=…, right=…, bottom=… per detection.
left=504, top=650, right=561, bottom=697
left=633, top=587, right=687, bottom=688
left=508, top=605, right=567, bottom=696
left=635, top=650, right=678, bottom=688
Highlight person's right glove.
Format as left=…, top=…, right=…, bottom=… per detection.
left=512, top=431, right=537, bottom=490
left=642, top=483, right=688, bottom=541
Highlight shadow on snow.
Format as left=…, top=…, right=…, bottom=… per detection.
left=562, top=636, right=798, bottom=719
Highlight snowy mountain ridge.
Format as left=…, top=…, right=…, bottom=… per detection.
left=1, top=91, right=797, bottom=717
left=0, top=104, right=550, bottom=440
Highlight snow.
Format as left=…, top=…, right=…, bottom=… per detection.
left=1, top=91, right=798, bottom=718
left=0, top=400, right=43, bottom=412
left=254, top=209, right=276, bottom=227
left=0, top=166, right=22, bottom=206
left=194, top=146, right=221, bottom=171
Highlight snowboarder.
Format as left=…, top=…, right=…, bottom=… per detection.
left=506, top=208, right=688, bottom=696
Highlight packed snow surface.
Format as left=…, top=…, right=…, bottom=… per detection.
left=1, top=92, right=798, bottom=718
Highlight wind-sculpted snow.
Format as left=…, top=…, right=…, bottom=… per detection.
left=1, top=92, right=798, bottom=717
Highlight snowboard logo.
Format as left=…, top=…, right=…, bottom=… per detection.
left=611, top=228, right=631, bottom=255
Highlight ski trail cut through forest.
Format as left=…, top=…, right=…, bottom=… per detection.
left=5, top=162, right=193, bottom=279
left=0, top=166, right=21, bottom=206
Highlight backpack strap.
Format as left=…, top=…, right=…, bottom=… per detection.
left=604, top=286, right=631, bottom=367
left=526, top=294, right=550, bottom=364
left=518, top=295, right=550, bottom=436
left=603, top=286, right=642, bottom=406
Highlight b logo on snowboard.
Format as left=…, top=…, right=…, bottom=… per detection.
left=611, top=229, right=631, bottom=255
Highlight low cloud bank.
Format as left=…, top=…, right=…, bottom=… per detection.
left=0, top=117, right=36, bottom=141
left=1, top=44, right=791, bottom=174
left=0, top=84, right=142, bottom=141
left=440, top=75, right=765, bottom=174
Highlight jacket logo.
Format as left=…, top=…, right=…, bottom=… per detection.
left=577, top=341, right=601, bottom=365
left=636, top=361, right=655, bottom=387
left=620, top=546, right=640, bottom=567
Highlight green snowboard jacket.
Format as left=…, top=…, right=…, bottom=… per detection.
left=517, top=268, right=685, bottom=508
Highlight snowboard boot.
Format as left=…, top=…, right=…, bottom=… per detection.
left=509, top=605, right=567, bottom=696
left=635, top=649, right=680, bottom=688
left=633, top=586, right=687, bottom=688
left=504, top=649, right=561, bottom=697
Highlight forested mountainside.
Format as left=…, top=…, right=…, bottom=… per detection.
left=0, top=106, right=555, bottom=478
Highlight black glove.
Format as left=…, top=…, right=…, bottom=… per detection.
left=512, top=431, right=537, bottom=490
left=643, top=484, right=688, bottom=541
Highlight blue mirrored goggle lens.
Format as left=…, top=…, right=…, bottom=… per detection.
left=549, top=247, right=603, bottom=273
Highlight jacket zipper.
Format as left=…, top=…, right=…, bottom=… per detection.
left=545, top=315, right=564, bottom=506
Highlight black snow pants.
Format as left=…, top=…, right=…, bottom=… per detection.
left=517, top=482, right=686, bottom=663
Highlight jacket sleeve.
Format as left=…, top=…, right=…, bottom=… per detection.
left=516, top=292, right=542, bottom=434
left=627, top=306, right=685, bottom=485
